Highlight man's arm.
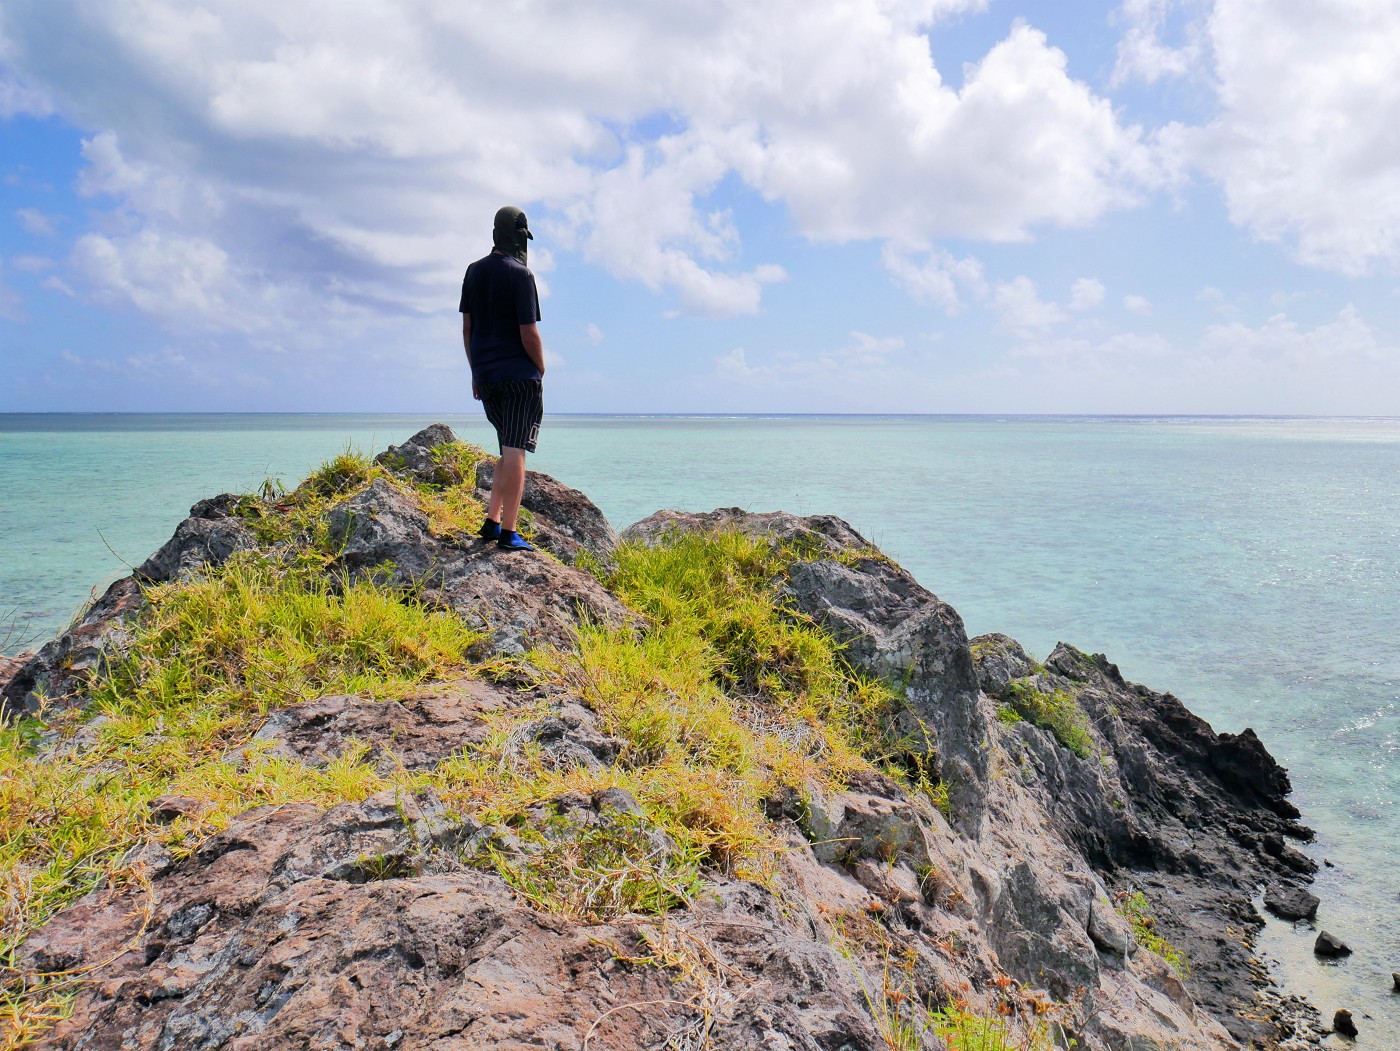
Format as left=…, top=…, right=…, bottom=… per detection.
left=520, top=322, right=546, bottom=377
left=462, top=314, right=480, bottom=400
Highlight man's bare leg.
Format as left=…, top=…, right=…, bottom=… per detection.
left=488, top=446, right=528, bottom=532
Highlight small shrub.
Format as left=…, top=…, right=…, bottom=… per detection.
left=1117, top=891, right=1190, bottom=976
left=930, top=1006, right=1059, bottom=1051
left=1001, top=682, right=1094, bottom=758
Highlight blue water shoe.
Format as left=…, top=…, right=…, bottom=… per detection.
left=478, top=518, right=502, bottom=541
left=497, top=529, right=535, bottom=552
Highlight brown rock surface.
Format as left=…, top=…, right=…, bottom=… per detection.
left=12, top=427, right=1330, bottom=1051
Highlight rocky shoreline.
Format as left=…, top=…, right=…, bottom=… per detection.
left=1, top=425, right=1339, bottom=1050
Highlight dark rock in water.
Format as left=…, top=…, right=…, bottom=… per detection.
left=1315, top=930, right=1353, bottom=957
left=1264, top=883, right=1321, bottom=920
left=1333, top=1008, right=1358, bottom=1037
left=1392, top=971, right=1399, bottom=991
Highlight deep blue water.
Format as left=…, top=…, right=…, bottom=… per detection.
left=1, top=412, right=1396, bottom=1042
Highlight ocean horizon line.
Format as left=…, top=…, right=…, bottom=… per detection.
left=4, top=410, right=1399, bottom=422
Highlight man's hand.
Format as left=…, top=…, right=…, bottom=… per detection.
left=520, top=322, right=546, bottom=377
left=464, top=314, right=479, bottom=398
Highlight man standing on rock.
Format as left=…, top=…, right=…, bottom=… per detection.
left=460, top=205, right=545, bottom=552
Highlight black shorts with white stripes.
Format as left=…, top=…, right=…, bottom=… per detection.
left=479, top=378, right=543, bottom=453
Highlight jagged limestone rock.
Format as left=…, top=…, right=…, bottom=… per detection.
left=12, top=427, right=1326, bottom=1051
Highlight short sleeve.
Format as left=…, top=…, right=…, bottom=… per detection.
left=516, top=270, right=541, bottom=325
left=458, top=267, right=472, bottom=314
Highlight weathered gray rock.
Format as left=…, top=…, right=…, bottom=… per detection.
left=786, top=563, right=988, bottom=830
left=799, top=782, right=931, bottom=867
left=627, top=508, right=991, bottom=830
left=1087, top=895, right=1138, bottom=961
left=0, top=575, right=143, bottom=719
left=266, top=788, right=479, bottom=890
left=323, top=476, right=635, bottom=656
left=970, top=632, right=1037, bottom=696
left=374, top=422, right=462, bottom=486
left=325, top=478, right=438, bottom=576
left=1315, top=930, right=1352, bottom=957
left=135, top=494, right=255, bottom=583
left=248, top=679, right=512, bottom=772
left=972, top=632, right=1321, bottom=1047
left=512, top=703, right=623, bottom=772
left=623, top=506, right=866, bottom=555
left=1264, top=883, right=1320, bottom=920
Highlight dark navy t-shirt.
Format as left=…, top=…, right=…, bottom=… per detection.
left=458, top=251, right=542, bottom=383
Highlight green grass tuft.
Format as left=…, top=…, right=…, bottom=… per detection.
left=1117, top=891, right=1190, bottom=976
left=484, top=812, right=703, bottom=920
left=1000, top=681, right=1095, bottom=759
left=1, top=554, right=483, bottom=987
left=518, top=529, right=899, bottom=870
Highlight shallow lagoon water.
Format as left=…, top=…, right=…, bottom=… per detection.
left=2, top=412, right=1397, bottom=1043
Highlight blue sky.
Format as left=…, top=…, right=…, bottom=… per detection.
left=1, top=0, right=1397, bottom=414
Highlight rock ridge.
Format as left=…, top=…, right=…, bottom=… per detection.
left=4, top=425, right=1325, bottom=1051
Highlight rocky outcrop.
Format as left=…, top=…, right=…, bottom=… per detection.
left=11, top=426, right=1326, bottom=1051
left=1, top=495, right=256, bottom=721
left=970, top=633, right=1320, bottom=1047
left=1263, top=884, right=1320, bottom=921
left=134, top=494, right=258, bottom=585
left=625, top=509, right=990, bottom=828
left=1, top=429, right=631, bottom=721
left=324, top=475, right=632, bottom=655
left=1, top=576, right=144, bottom=720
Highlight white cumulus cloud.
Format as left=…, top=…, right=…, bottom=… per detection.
left=1190, top=0, right=1400, bottom=274
left=992, top=276, right=1068, bottom=336
left=1069, top=277, right=1106, bottom=311
left=0, top=0, right=1161, bottom=338
left=881, top=242, right=988, bottom=313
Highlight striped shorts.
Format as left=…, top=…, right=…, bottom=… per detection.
left=479, top=378, right=543, bottom=453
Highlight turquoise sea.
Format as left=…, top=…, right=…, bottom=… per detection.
left=2, top=413, right=1397, bottom=1043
